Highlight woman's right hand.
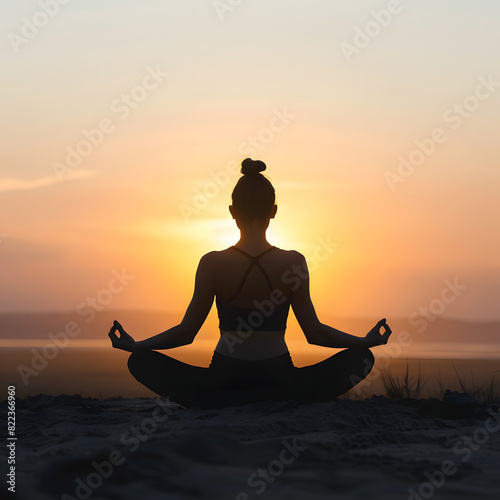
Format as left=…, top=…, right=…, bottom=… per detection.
left=364, top=318, right=392, bottom=347
left=108, top=321, right=138, bottom=352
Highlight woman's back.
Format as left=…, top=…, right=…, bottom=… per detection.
left=210, top=245, right=303, bottom=359
left=212, top=245, right=300, bottom=308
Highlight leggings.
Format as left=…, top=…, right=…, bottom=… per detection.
left=127, top=348, right=375, bottom=408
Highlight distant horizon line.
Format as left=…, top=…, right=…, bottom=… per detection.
left=1, top=339, right=500, bottom=360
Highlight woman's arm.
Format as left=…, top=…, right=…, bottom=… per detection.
left=290, top=253, right=391, bottom=348
left=109, top=253, right=216, bottom=351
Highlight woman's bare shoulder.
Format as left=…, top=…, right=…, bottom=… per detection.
left=198, top=249, right=233, bottom=266
left=201, top=247, right=305, bottom=265
left=274, top=247, right=305, bottom=264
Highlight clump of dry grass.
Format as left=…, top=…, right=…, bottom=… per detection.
left=444, top=364, right=500, bottom=403
left=339, top=360, right=500, bottom=402
left=379, top=361, right=500, bottom=403
left=380, top=360, right=430, bottom=401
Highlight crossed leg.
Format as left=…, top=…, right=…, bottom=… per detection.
left=127, top=347, right=375, bottom=407
left=127, top=350, right=209, bottom=407
left=292, top=347, right=375, bottom=401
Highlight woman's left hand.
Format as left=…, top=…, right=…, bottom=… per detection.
left=364, top=318, right=392, bottom=347
left=108, top=321, right=137, bottom=352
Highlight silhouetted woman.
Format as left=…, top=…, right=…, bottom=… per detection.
left=109, top=159, right=392, bottom=407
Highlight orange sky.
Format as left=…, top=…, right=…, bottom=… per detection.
left=1, top=1, right=500, bottom=325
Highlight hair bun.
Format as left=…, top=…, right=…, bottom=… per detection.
left=241, top=158, right=266, bottom=176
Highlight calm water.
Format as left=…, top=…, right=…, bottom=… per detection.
left=2, top=341, right=499, bottom=399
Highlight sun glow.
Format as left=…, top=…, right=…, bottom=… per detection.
left=201, top=218, right=294, bottom=250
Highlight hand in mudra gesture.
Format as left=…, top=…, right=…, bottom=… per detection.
left=108, top=321, right=138, bottom=352
left=365, top=318, right=392, bottom=347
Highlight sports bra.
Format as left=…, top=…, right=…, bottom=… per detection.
left=216, top=246, right=291, bottom=332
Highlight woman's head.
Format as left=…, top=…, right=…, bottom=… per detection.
left=230, top=158, right=276, bottom=222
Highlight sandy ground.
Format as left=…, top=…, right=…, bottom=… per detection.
left=3, top=392, right=500, bottom=500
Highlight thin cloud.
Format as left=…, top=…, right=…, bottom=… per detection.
left=0, top=170, right=95, bottom=193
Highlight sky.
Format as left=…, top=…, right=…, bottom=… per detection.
left=1, top=0, right=500, bottom=326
